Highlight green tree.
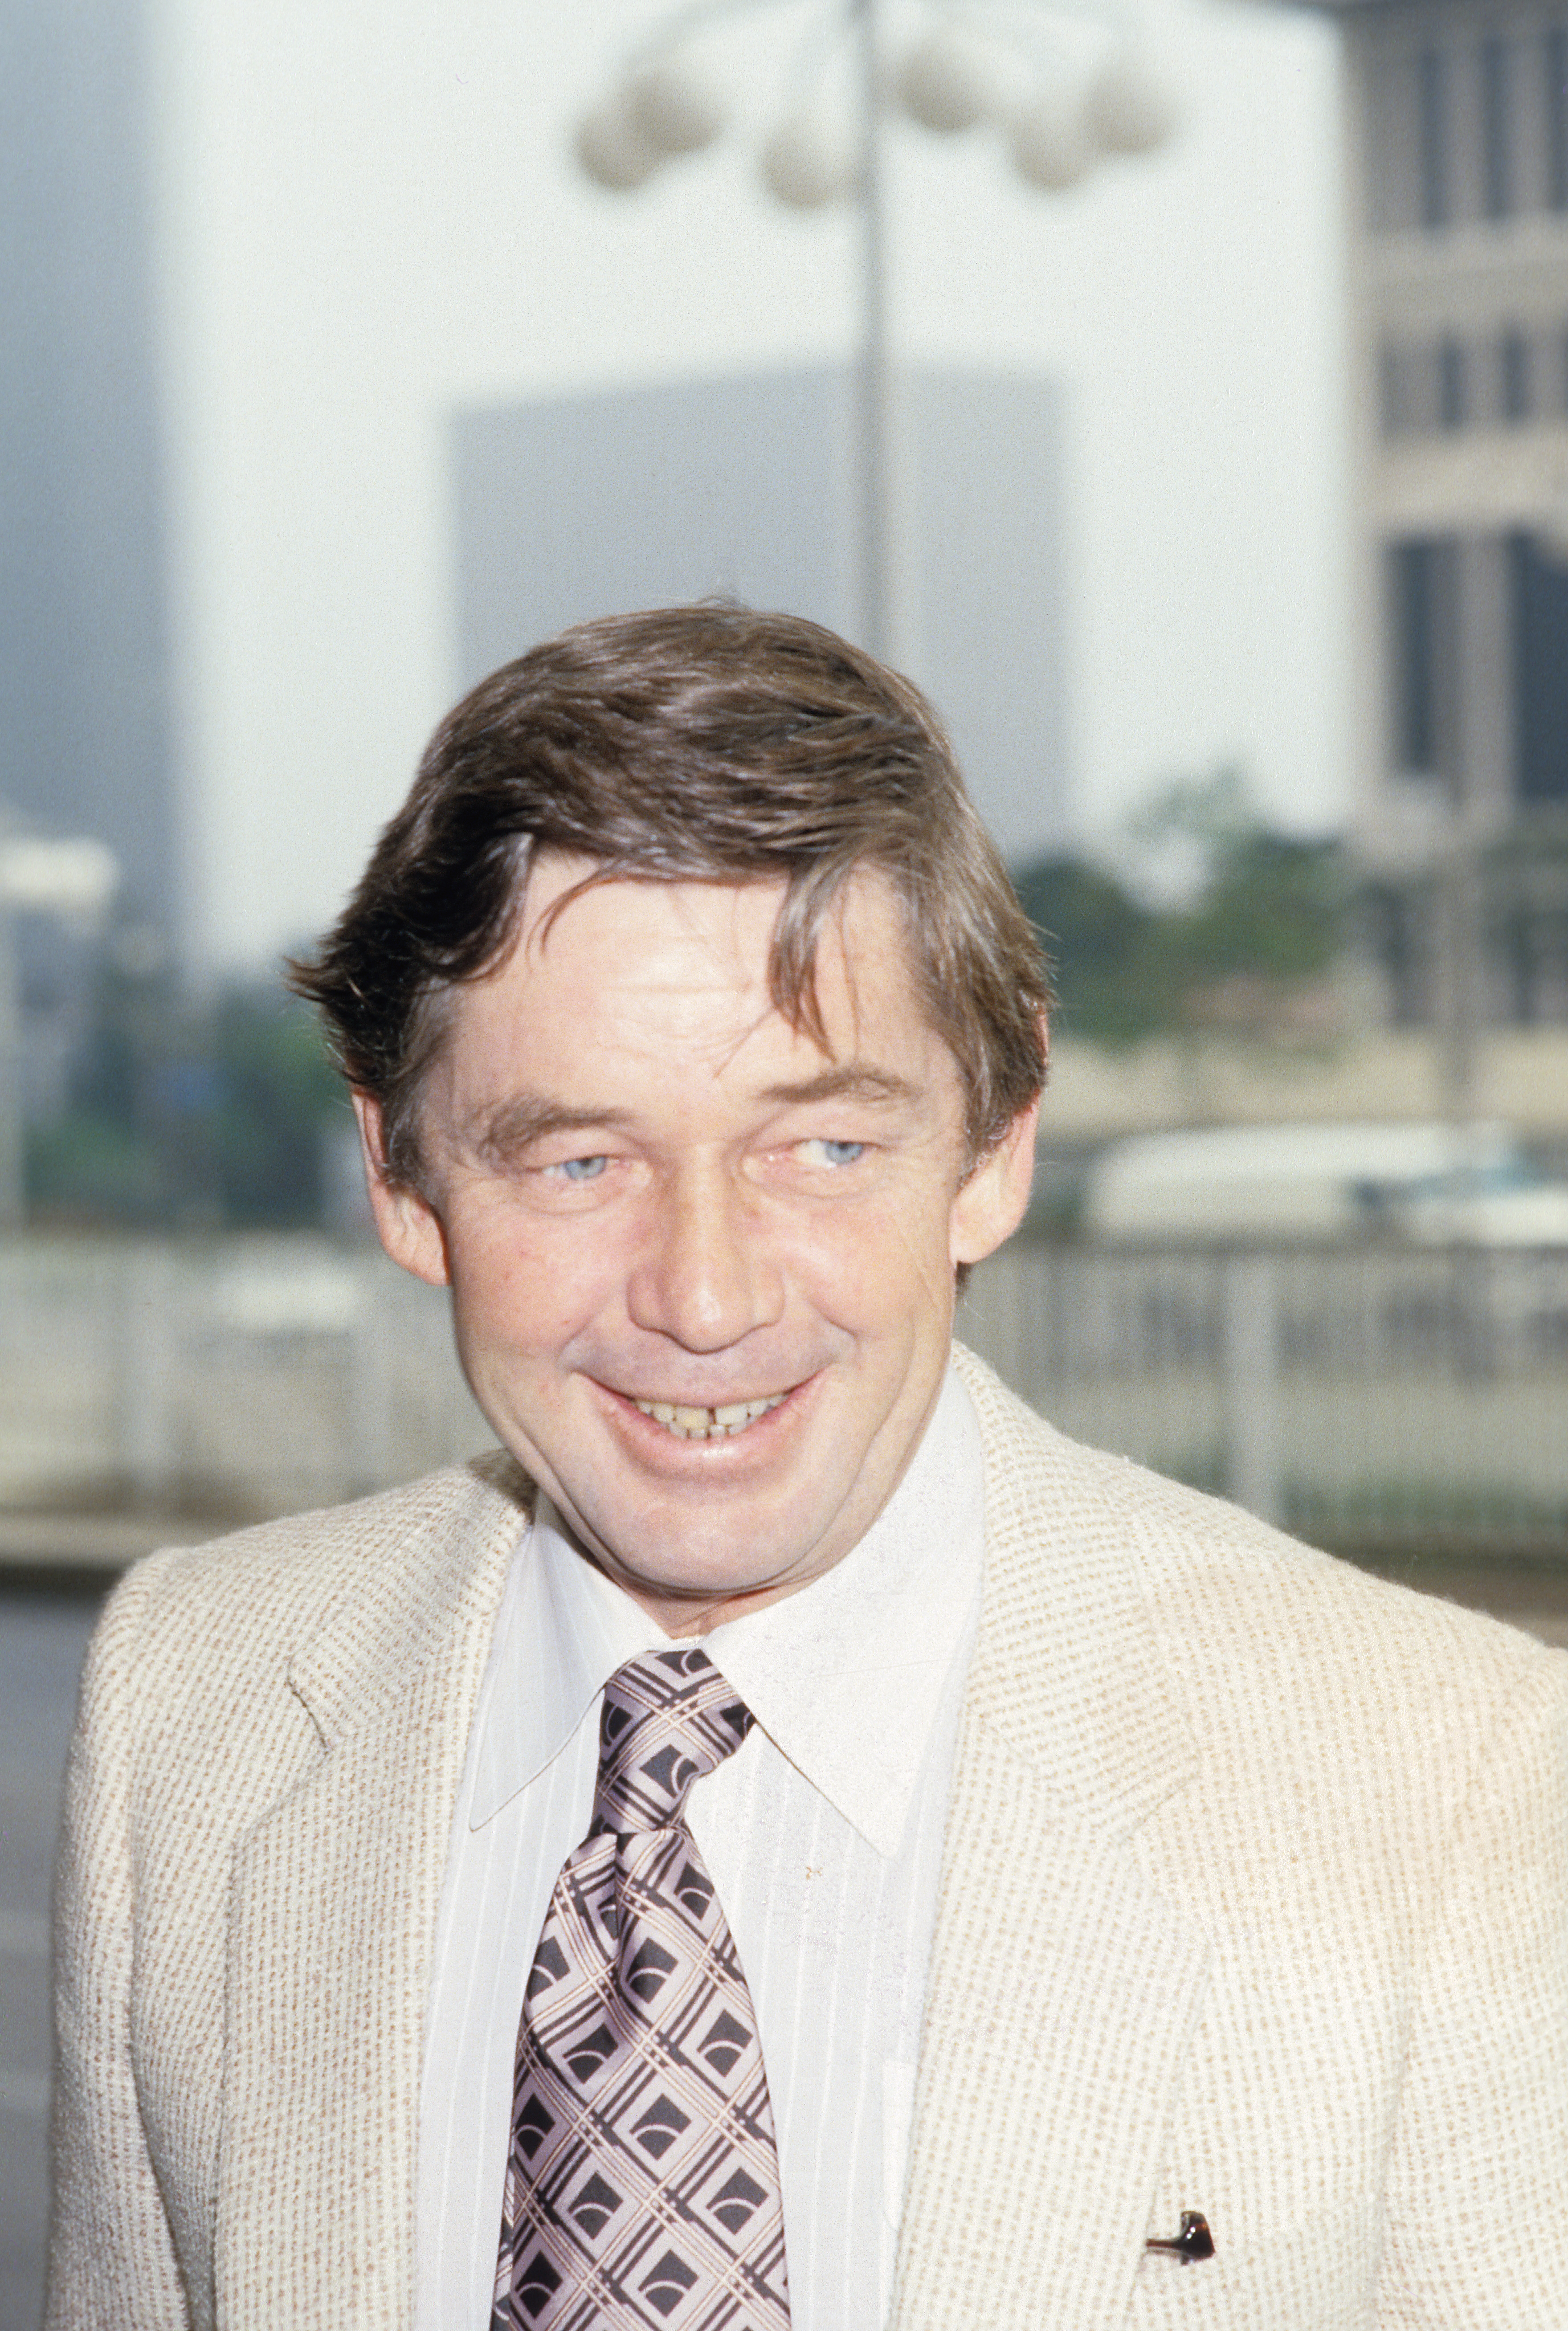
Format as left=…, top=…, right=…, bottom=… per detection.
left=27, top=950, right=176, bottom=1223
left=1013, top=772, right=1347, bottom=1051
left=204, top=984, right=352, bottom=1225
left=1011, top=856, right=1164, bottom=1047
left=27, top=969, right=351, bottom=1229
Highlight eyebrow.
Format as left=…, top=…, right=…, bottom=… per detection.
left=460, top=1095, right=637, bottom=1167
left=755, top=1063, right=921, bottom=1109
left=457, top=1062, right=921, bottom=1167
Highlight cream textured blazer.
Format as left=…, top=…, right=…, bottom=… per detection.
left=47, top=1350, right=1568, bottom=2330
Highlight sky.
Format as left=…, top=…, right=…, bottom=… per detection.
left=147, top=0, right=1350, bottom=972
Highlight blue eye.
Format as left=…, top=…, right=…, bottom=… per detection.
left=558, top=1155, right=608, bottom=1182
left=805, top=1139, right=865, bottom=1168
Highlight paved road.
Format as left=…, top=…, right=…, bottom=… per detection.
left=2, top=1553, right=1566, bottom=2329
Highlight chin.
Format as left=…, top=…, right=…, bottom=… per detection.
left=600, top=1517, right=821, bottom=1608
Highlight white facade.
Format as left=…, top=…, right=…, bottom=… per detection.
left=1326, top=0, right=1568, bottom=853
left=132, top=0, right=1347, bottom=975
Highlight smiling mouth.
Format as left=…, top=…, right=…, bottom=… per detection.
left=629, top=1392, right=789, bottom=1441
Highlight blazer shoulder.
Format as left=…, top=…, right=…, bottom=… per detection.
left=89, top=1450, right=536, bottom=1727
left=951, top=1340, right=1566, bottom=1764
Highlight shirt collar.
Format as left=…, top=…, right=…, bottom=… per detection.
left=470, top=1363, right=985, bottom=1857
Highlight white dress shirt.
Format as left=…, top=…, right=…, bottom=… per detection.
left=415, top=1364, right=985, bottom=2331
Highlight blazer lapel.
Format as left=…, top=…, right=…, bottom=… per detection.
left=890, top=1354, right=1212, bottom=2331
left=215, top=1457, right=532, bottom=2331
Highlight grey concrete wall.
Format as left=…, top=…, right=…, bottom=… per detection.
left=449, top=365, right=1069, bottom=864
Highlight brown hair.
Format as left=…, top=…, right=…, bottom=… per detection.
left=292, top=604, right=1049, bottom=1189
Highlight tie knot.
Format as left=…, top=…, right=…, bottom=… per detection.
left=591, top=1648, right=753, bottom=1838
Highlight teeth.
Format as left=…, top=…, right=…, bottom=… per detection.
left=632, top=1392, right=788, bottom=1439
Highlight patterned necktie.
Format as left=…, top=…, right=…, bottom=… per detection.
left=494, top=1646, right=791, bottom=2331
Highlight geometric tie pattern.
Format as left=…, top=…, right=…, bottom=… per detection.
left=493, top=1647, right=792, bottom=2331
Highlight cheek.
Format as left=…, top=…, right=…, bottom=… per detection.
left=448, top=1215, right=621, bottom=1359
left=790, top=1184, right=956, bottom=1329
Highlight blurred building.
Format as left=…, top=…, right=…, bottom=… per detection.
left=0, top=0, right=178, bottom=966
left=1316, top=0, right=1568, bottom=1026
left=451, top=367, right=1070, bottom=866
left=1, top=0, right=178, bottom=1135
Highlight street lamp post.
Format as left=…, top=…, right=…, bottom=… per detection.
left=572, top=0, right=1180, bottom=663
left=854, top=0, right=895, bottom=659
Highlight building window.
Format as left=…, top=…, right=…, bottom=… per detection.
left=1549, top=28, right=1568, bottom=210
left=1418, top=46, right=1449, bottom=227
left=1502, top=328, right=1531, bottom=421
left=1511, top=530, right=1568, bottom=803
left=1437, top=337, right=1467, bottom=427
left=1482, top=37, right=1512, bottom=218
left=1389, top=538, right=1454, bottom=773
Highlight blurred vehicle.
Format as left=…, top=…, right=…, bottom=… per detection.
left=1082, top=1122, right=1568, bottom=1245
left=1394, top=1171, right=1568, bottom=1247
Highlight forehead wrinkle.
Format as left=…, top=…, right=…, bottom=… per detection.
left=707, top=995, right=787, bottom=1082
left=451, top=867, right=942, bottom=1145
left=523, top=863, right=786, bottom=979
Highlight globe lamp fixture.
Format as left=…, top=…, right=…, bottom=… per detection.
left=567, top=0, right=1183, bottom=664
left=574, top=1, right=1180, bottom=209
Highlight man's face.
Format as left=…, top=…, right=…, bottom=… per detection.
left=359, top=856, right=1037, bottom=1633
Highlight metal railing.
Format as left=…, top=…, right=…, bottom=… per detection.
left=3, top=1233, right=1567, bottom=1557
left=960, top=1238, right=1568, bottom=1556
left=0, top=1236, right=491, bottom=1525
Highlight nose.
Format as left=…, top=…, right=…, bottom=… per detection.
left=626, top=1161, right=784, bottom=1352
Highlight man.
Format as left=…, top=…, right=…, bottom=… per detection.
left=49, top=607, right=1568, bottom=2331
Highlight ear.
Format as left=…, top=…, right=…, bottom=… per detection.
left=949, top=1092, right=1041, bottom=1269
left=351, top=1091, right=451, bottom=1289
